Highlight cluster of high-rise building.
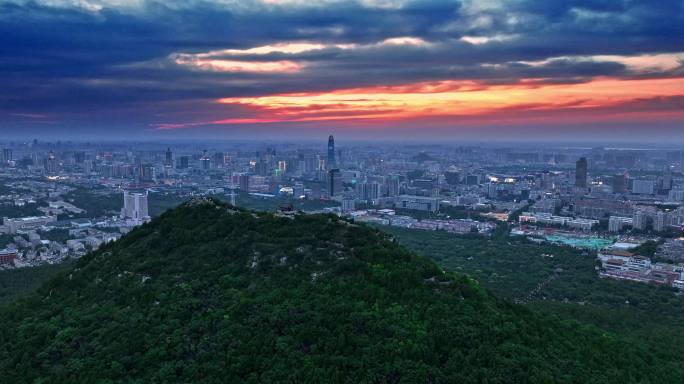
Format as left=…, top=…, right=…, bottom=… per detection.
left=0, top=137, right=683, bottom=279
left=0, top=139, right=683, bottom=233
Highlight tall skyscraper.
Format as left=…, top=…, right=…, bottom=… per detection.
left=45, top=151, right=58, bottom=174
left=662, top=166, right=673, bottom=191
left=2, top=148, right=12, bottom=165
left=541, top=170, right=552, bottom=190
left=164, top=147, right=173, bottom=167
left=200, top=150, right=211, bottom=170
left=178, top=156, right=189, bottom=169
left=327, top=135, right=336, bottom=169
left=612, top=173, right=626, bottom=193
left=213, top=152, right=225, bottom=168
left=575, top=157, right=588, bottom=188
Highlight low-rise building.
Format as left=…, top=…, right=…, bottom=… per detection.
left=598, top=249, right=684, bottom=288
left=520, top=212, right=598, bottom=231
left=0, top=248, right=18, bottom=265
left=2, top=215, right=57, bottom=234
left=395, top=195, right=440, bottom=212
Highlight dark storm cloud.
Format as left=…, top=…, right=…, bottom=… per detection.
left=0, top=0, right=683, bottom=131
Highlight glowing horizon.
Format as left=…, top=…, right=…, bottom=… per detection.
left=151, top=76, right=684, bottom=129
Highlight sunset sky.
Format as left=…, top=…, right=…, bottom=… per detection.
left=1, top=0, right=683, bottom=141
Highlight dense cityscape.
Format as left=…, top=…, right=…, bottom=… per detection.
left=2, top=138, right=684, bottom=290
left=3, top=0, right=684, bottom=381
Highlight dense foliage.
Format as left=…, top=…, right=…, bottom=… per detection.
left=382, top=226, right=684, bottom=374
left=0, top=202, right=45, bottom=218
left=629, top=240, right=660, bottom=258
left=0, top=261, right=74, bottom=304
left=40, top=228, right=72, bottom=243
left=147, top=192, right=187, bottom=217
left=1, top=200, right=682, bottom=382
left=62, top=188, right=123, bottom=219
left=0, top=233, right=17, bottom=248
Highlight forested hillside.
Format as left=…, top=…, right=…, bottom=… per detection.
left=1, top=199, right=681, bottom=383
left=383, top=226, right=684, bottom=377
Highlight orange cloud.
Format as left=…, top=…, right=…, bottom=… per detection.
left=215, top=77, right=684, bottom=120
left=154, top=76, right=684, bottom=129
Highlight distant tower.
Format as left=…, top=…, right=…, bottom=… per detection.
left=2, top=148, right=12, bottom=165
left=200, top=150, right=210, bottom=170
left=663, top=166, right=673, bottom=191
left=213, top=152, right=225, bottom=168
left=327, top=135, right=336, bottom=169
left=575, top=157, right=588, bottom=188
left=612, top=173, right=626, bottom=193
left=164, top=147, right=173, bottom=167
left=178, top=156, right=189, bottom=169
left=541, top=170, right=552, bottom=190
left=45, top=150, right=58, bottom=174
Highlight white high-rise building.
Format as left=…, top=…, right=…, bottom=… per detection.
left=121, top=190, right=149, bottom=224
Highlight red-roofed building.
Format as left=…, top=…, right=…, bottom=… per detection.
left=0, top=249, right=18, bottom=265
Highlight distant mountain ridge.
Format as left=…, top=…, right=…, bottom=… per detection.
left=0, top=198, right=680, bottom=383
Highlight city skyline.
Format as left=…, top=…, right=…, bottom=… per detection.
left=1, top=0, right=683, bottom=141
left=3, top=2, right=684, bottom=379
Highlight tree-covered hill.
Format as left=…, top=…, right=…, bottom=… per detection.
left=0, top=199, right=681, bottom=383
left=381, top=226, right=684, bottom=363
